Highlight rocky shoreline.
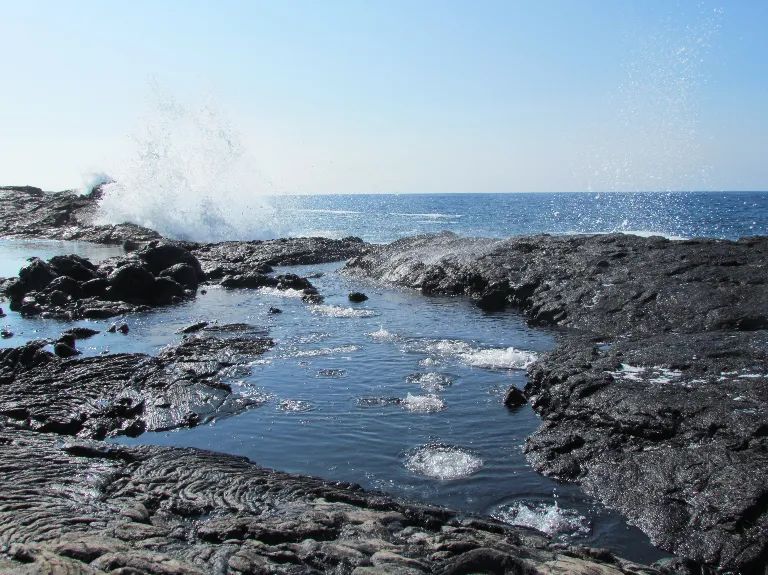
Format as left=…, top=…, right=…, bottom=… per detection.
left=345, top=231, right=768, bottom=573
left=1, top=186, right=766, bottom=573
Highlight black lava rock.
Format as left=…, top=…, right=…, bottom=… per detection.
left=348, top=292, right=369, bottom=302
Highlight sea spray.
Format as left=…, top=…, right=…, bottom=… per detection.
left=96, top=91, right=291, bottom=241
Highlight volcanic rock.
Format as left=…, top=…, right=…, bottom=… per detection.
left=0, top=335, right=273, bottom=440
left=0, top=423, right=673, bottom=575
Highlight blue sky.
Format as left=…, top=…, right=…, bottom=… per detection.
left=1, top=0, right=766, bottom=193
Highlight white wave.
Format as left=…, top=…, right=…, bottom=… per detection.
left=404, top=444, right=483, bottom=480
left=401, top=393, right=445, bottom=413
left=389, top=212, right=462, bottom=219
left=293, top=208, right=363, bottom=215
left=492, top=502, right=590, bottom=538
left=258, top=287, right=305, bottom=298
left=310, top=305, right=376, bottom=318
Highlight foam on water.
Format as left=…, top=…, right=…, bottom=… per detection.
left=289, top=345, right=360, bottom=358
left=419, top=339, right=536, bottom=370
left=368, top=327, right=396, bottom=340
left=492, top=501, right=590, bottom=539
left=257, top=287, right=306, bottom=298
left=406, top=372, right=453, bottom=392
left=310, top=305, right=377, bottom=318
left=404, top=444, right=483, bottom=480
left=278, top=399, right=314, bottom=413
left=401, top=393, right=445, bottom=413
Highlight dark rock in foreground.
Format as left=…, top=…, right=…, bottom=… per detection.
left=0, top=424, right=671, bottom=574
left=0, top=335, right=272, bottom=439
left=346, top=231, right=768, bottom=573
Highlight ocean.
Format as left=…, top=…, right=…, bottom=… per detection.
left=270, top=191, right=768, bottom=242
left=2, top=190, right=767, bottom=564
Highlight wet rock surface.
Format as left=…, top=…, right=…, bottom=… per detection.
left=0, top=335, right=272, bottom=439
left=346, top=231, right=768, bottom=573
left=0, top=242, right=204, bottom=319
left=0, top=424, right=673, bottom=575
left=190, top=237, right=366, bottom=282
left=0, top=185, right=161, bottom=244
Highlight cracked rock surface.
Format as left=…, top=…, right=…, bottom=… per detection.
left=0, top=335, right=272, bottom=439
left=345, top=231, right=768, bottom=573
left=0, top=425, right=674, bottom=575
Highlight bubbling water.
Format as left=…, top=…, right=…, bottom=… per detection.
left=404, top=444, right=483, bottom=480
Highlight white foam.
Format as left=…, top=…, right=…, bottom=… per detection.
left=492, top=502, right=590, bottom=538
left=608, top=364, right=683, bottom=384
left=404, top=445, right=483, bottom=480
left=420, top=339, right=537, bottom=370
left=293, top=208, right=363, bottom=215
left=278, top=399, right=314, bottom=412
left=389, top=212, right=461, bottom=219
left=401, top=393, right=445, bottom=413
left=460, top=347, right=538, bottom=369
left=310, top=305, right=376, bottom=318
left=258, top=287, right=305, bottom=298
left=368, top=327, right=395, bottom=340
left=406, top=372, right=453, bottom=392
left=291, top=345, right=360, bottom=358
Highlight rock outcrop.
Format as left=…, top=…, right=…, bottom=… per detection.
left=0, top=423, right=678, bottom=575
left=0, top=335, right=272, bottom=439
left=0, top=185, right=160, bottom=245
left=345, top=231, right=768, bottom=573
left=0, top=241, right=205, bottom=319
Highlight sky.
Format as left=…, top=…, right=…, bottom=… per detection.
left=1, top=0, right=766, bottom=194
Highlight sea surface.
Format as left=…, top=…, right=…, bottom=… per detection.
left=2, top=191, right=767, bottom=564
left=269, top=191, right=767, bottom=242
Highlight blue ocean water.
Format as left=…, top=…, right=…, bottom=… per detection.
left=272, top=191, right=768, bottom=242
left=2, top=191, right=766, bottom=564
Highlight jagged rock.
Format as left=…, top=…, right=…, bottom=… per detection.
left=348, top=291, right=369, bottom=302
left=0, top=424, right=669, bottom=575
left=268, top=307, right=282, bottom=314
left=0, top=185, right=161, bottom=245
left=0, top=329, right=12, bottom=339
left=0, top=335, right=273, bottom=439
